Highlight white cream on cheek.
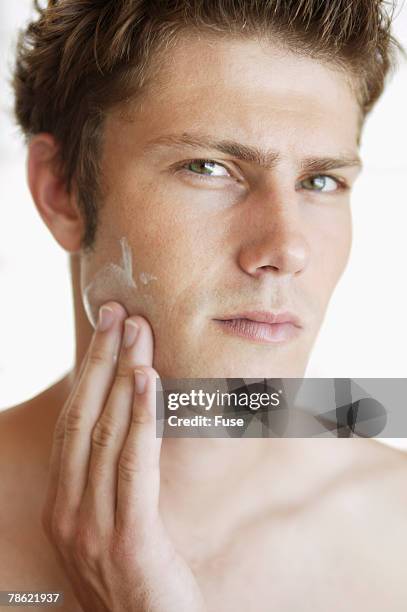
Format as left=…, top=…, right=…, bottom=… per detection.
left=139, top=271, right=158, bottom=285
left=82, top=236, right=158, bottom=328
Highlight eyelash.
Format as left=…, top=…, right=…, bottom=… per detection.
left=173, top=159, right=233, bottom=183
left=172, top=159, right=349, bottom=192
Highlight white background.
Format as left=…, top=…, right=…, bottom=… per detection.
left=0, top=2, right=406, bottom=451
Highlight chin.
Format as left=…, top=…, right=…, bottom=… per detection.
left=157, top=361, right=307, bottom=380
left=154, top=337, right=310, bottom=379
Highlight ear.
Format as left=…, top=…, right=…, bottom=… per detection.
left=27, top=133, right=84, bottom=253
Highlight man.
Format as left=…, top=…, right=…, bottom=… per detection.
left=1, top=1, right=406, bottom=610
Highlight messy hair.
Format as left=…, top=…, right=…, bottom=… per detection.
left=12, top=0, right=401, bottom=250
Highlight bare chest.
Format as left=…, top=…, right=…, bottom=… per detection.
left=191, top=511, right=406, bottom=612
left=1, top=499, right=406, bottom=612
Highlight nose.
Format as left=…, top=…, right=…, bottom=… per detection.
left=237, top=197, right=310, bottom=278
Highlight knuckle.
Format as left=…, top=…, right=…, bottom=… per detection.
left=114, top=365, right=132, bottom=382
left=91, top=417, right=117, bottom=449
left=88, top=349, right=110, bottom=367
left=53, top=417, right=66, bottom=442
left=53, top=402, right=70, bottom=440
left=131, top=407, right=152, bottom=426
left=118, top=450, right=159, bottom=482
left=64, top=403, right=85, bottom=434
left=118, top=450, right=142, bottom=482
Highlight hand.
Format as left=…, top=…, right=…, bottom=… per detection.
left=41, top=301, right=206, bottom=612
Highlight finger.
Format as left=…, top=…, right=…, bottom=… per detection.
left=51, top=301, right=128, bottom=527
left=115, top=366, right=162, bottom=535
left=42, top=342, right=91, bottom=528
left=81, top=315, right=154, bottom=531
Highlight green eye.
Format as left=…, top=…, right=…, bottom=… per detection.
left=186, top=160, right=229, bottom=177
left=300, top=175, right=340, bottom=192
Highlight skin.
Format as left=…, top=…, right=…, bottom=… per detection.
left=1, top=33, right=407, bottom=611
left=69, top=32, right=362, bottom=541
left=40, top=303, right=206, bottom=611
left=76, top=33, right=361, bottom=381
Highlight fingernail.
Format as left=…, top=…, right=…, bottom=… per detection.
left=123, top=319, right=140, bottom=348
left=98, top=306, right=114, bottom=331
left=134, top=369, right=147, bottom=394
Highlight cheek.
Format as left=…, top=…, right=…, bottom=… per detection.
left=81, top=236, right=158, bottom=327
left=335, top=209, right=352, bottom=270
left=319, top=209, right=352, bottom=293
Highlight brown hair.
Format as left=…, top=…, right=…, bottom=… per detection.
left=12, top=0, right=401, bottom=250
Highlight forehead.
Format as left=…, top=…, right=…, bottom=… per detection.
left=115, top=33, right=360, bottom=156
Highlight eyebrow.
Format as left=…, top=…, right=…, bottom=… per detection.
left=144, top=132, right=362, bottom=172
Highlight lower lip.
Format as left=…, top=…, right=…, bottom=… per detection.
left=214, top=318, right=301, bottom=344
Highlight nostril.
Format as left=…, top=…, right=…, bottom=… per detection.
left=259, top=265, right=278, bottom=271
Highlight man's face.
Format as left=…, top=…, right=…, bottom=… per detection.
left=81, top=34, right=361, bottom=378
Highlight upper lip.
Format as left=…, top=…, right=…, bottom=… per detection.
left=215, top=310, right=303, bottom=328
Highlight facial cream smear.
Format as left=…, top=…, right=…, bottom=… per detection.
left=82, top=236, right=157, bottom=328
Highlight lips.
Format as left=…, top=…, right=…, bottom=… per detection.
left=213, top=311, right=303, bottom=344
left=214, top=311, right=303, bottom=328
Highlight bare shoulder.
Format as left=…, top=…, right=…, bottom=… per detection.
left=0, top=396, right=48, bottom=493
left=0, top=374, right=72, bottom=473
left=342, top=438, right=407, bottom=507
left=289, top=440, right=407, bottom=610
left=0, top=390, right=57, bottom=583
left=0, top=380, right=81, bottom=611
left=326, top=440, right=407, bottom=595
left=0, top=388, right=56, bottom=486
left=323, top=438, right=407, bottom=529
